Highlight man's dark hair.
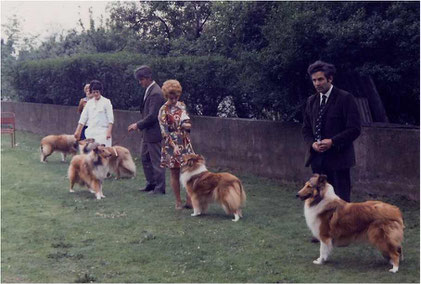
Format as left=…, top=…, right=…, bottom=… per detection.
left=307, top=60, right=336, bottom=78
left=134, top=65, right=153, bottom=80
left=89, top=80, right=103, bottom=93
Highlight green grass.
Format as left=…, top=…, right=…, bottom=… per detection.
left=1, top=131, right=419, bottom=283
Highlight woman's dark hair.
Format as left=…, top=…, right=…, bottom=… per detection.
left=307, top=61, right=336, bottom=78
left=89, top=80, right=103, bottom=93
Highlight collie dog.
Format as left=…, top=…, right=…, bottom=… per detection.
left=40, top=134, right=94, bottom=162
left=68, top=144, right=112, bottom=200
left=180, top=154, right=246, bottom=221
left=105, top=146, right=136, bottom=179
left=296, top=174, right=404, bottom=273
left=79, top=140, right=136, bottom=179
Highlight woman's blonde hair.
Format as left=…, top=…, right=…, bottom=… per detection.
left=83, top=84, right=90, bottom=93
left=162, top=79, right=182, bottom=100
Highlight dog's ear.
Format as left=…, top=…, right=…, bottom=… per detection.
left=197, top=154, right=205, bottom=161
left=317, top=174, right=328, bottom=186
left=93, top=145, right=99, bottom=153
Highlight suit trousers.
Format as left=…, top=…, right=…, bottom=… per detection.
left=311, top=153, right=351, bottom=202
left=141, top=140, right=166, bottom=193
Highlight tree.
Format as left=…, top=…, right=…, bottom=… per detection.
left=260, top=1, right=419, bottom=124
left=107, top=1, right=212, bottom=55
left=1, top=15, right=22, bottom=99
left=4, top=2, right=420, bottom=124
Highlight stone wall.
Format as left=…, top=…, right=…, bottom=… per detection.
left=2, top=101, right=419, bottom=200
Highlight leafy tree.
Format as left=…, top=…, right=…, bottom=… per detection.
left=1, top=15, right=23, bottom=99
left=260, top=1, right=419, bottom=124
left=106, top=1, right=212, bottom=55
left=79, top=7, right=129, bottom=53
left=3, top=1, right=419, bottom=124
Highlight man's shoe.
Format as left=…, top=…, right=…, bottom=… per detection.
left=139, top=185, right=155, bottom=192
left=311, top=237, right=320, bottom=243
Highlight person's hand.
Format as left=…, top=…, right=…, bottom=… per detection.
left=182, top=122, right=191, bottom=130
left=318, top=139, right=333, bottom=152
left=173, top=146, right=181, bottom=156
left=128, top=123, right=138, bottom=132
left=312, top=142, right=322, bottom=152
left=74, top=132, right=81, bottom=141
left=106, top=130, right=112, bottom=140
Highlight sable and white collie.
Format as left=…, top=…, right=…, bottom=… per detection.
left=105, top=145, right=136, bottom=179
left=40, top=134, right=94, bottom=163
left=79, top=140, right=136, bottom=179
left=67, top=144, right=112, bottom=200
left=296, top=174, right=404, bottom=273
left=180, top=154, right=246, bottom=222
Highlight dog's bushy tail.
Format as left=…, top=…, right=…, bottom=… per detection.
left=120, top=149, right=136, bottom=177
left=368, top=218, right=404, bottom=268
left=237, top=180, right=246, bottom=207
left=40, top=144, right=51, bottom=162
left=220, top=180, right=246, bottom=215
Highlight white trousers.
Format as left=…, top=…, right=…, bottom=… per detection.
left=85, top=126, right=111, bottom=147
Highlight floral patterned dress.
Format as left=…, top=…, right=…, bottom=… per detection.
left=158, top=101, right=195, bottom=168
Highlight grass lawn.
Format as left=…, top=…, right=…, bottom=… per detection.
left=1, top=131, right=419, bottom=283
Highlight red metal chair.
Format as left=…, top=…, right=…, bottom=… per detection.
left=1, top=112, right=16, bottom=147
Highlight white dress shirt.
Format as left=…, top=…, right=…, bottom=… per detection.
left=144, top=81, right=156, bottom=101
left=320, top=84, right=333, bottom=105
left=79, top=96, right=114, bottom=146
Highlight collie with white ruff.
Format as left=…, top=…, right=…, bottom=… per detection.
left=68, top=144, right=112, bottom=200
left=79, top=139, right=136, bottom=179
left=180, top=154, right=246, bottom=222
left=296, top=174, right=404, bottom=273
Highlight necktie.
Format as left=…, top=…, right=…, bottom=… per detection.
left=314, top=95, right=327, bottom=141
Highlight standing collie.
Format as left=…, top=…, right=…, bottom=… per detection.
left=78, top=139, right=136, bottom=179
left=68, top=144, right=112, bottom=200
left=40, top=134, right=94, bottom=162
left=180, top=154, right=246, bottom=222
left=296, top=174, right=404, bottom=273
left=105, top=146, right=136, bottom=179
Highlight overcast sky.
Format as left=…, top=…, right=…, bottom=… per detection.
left=1, top=1, right=111, bottom=43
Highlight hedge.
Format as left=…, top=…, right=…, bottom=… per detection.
left=11, top=52, right=247, bottom=116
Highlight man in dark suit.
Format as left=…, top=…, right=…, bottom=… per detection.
left=128, top=65, right=166, bottom=194
left=302, top=60, right=361, bottom=202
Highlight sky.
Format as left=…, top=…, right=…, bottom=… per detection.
left=1, top=1, right=112, bottom=44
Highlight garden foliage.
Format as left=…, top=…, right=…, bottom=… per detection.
left=2, top=1, right=419, bottom=124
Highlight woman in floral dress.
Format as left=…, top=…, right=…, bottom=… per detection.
left=158, top=80, right=194, bottom=210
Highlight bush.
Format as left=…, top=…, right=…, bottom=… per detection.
left=12, top=52, right=245, bottom=116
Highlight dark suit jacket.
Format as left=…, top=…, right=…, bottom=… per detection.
left=136, top=83, right=166, bottom=143
left=302, top=86, right=361, bottom=170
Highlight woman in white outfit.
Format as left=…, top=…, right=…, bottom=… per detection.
left=74, top=80, right=114, bottom=146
